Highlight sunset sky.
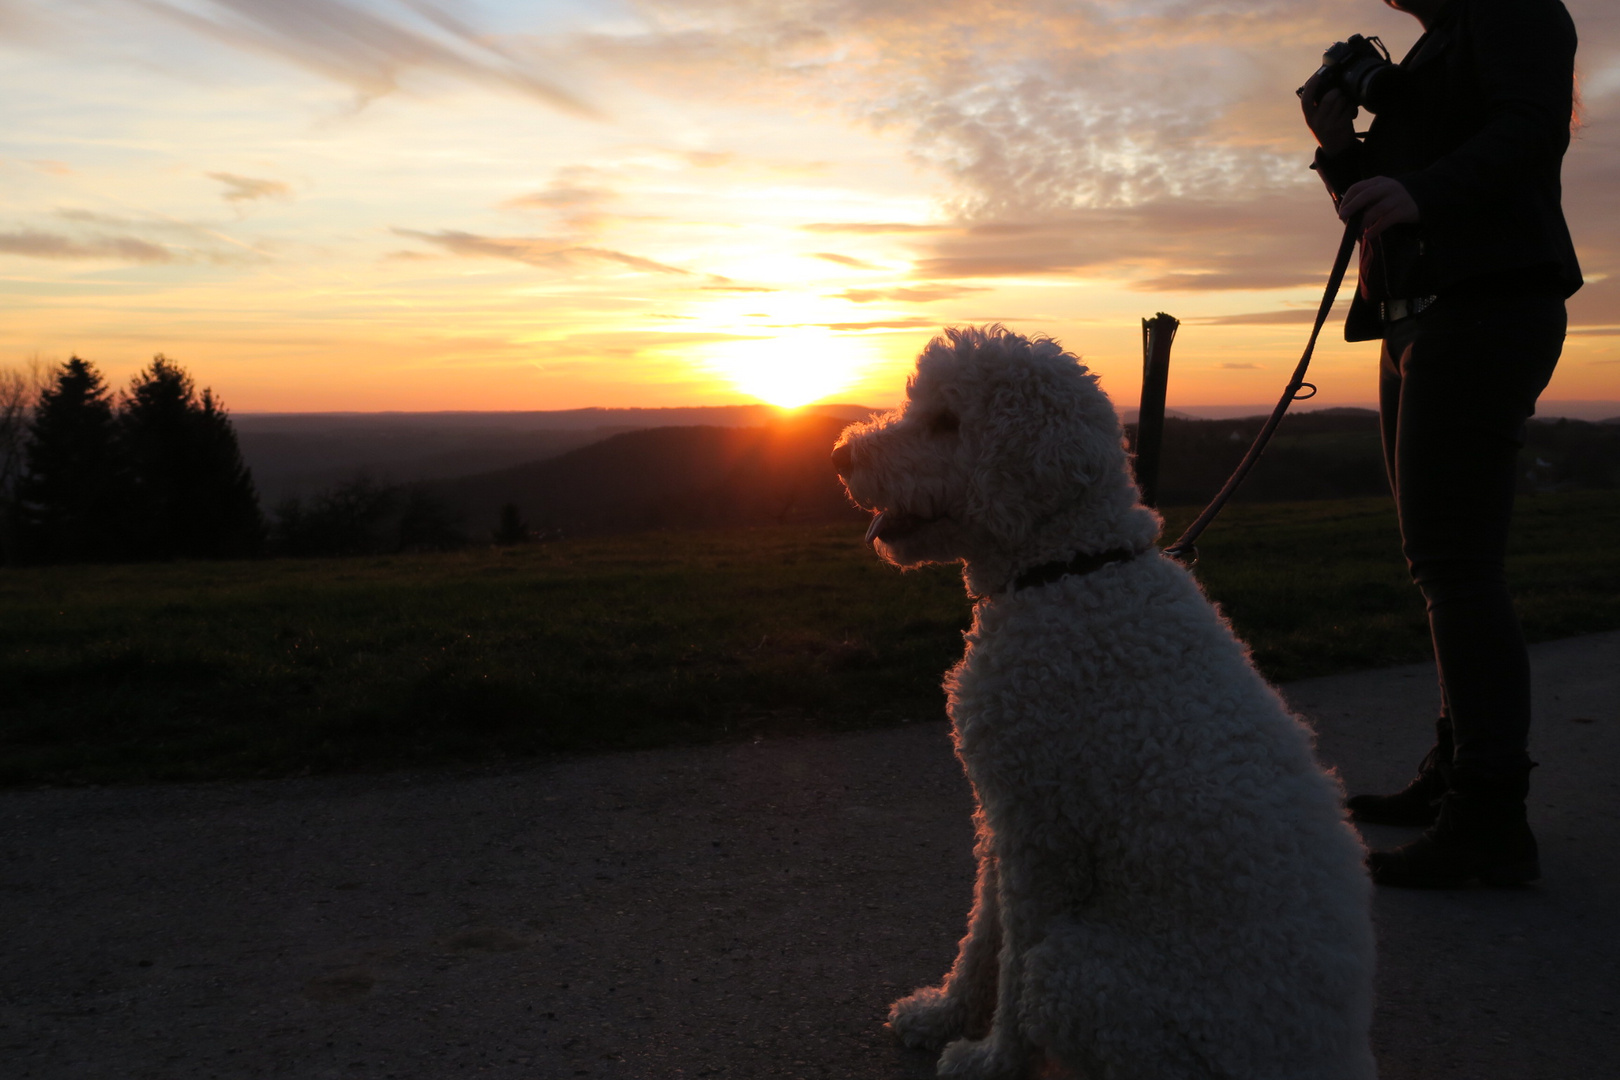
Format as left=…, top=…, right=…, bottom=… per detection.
left=2, top=0, right=1617, bottom=412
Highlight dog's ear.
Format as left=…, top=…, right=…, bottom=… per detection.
left=957, top=332, right=1127, bottom=542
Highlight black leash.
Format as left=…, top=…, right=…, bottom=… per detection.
left=1162, top=218, right=1360, bottom=563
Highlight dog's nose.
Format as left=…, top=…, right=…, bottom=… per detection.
left=831, top=442, right=854, bottom=476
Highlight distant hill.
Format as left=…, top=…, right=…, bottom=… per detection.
left=1133, top=408, right=1389, bottom=506
left=1119, top=401, right=1620, bottom=423
left=328, top=407, right=1620, bottom=541
left=1130, top=409, right=1620, bottom=507
left=234, top=404, right=877, bottom=502
left=422, top=413, right=868, bottom=537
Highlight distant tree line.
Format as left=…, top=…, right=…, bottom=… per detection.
left=0, top=356, right=262, bottom=564
left=0, top=357, right=512, bottom=565
left=268, top=476, right=477, bottom=556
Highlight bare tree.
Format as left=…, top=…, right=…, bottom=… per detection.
left=0, top=356, right=50, bottom=562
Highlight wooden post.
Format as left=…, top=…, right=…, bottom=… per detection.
left=1135, top=312, right=1179, bottom=508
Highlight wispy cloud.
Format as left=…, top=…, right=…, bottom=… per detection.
left=0, top=208, right=267, bottom=264
left=394, top=227, right=693, bottom=275
left=127, top=0, right=596, bottom=114
left=908, top=195, right=1340, bottom=289
left=1193, top=305, right=1350, bottom=326
left=838, top=284, right=986, bottom=303
left=500, top=168, right=621, bottom=232
left=815, top=317, right=936, bottom=331
left=801, top=222, right=948, bottom=235
left=50, top=208, right=267, bottom=263
left=0, top=228, right=173, bottom=262
left=811, top=251, right=878, bottom=269
left=208, top=172, right=291, bottom=202
left=505, top=184, right=613, bottom=210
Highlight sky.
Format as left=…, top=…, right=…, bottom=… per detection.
left=1, top=0, right=1617, bottom=413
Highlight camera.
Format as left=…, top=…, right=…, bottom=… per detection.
left=1297, top=34, right=1401, bottom=113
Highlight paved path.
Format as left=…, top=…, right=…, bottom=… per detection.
left=3, top=632, right=1617, bottom=1080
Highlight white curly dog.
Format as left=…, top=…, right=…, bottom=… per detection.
left=832, top=326, right=1375, bottom=1080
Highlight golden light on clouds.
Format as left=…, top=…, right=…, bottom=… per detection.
left=0, top=0, right=1616, bottom=413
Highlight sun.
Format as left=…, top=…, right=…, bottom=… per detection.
left=707, top=327, right=868, bottom=409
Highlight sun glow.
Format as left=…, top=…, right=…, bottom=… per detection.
left=691, top=291, right=891, bottom=408
left=707, top=328, right=867, bottom=408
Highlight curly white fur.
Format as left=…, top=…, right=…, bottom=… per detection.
left=834, top=326, right=1375, bottom=1080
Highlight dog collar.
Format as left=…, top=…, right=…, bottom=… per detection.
left=1011, top=547, right=1142, bottom=592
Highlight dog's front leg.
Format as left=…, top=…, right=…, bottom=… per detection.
left=889, top=810, right=1002, bottom=1050
left=936, top=832, right=1060, bottom=1080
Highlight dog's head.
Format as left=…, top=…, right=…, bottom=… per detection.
left=832, top=325, right=1153, bottom=580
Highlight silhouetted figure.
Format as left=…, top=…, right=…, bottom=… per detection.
left=1302, top=0, right=1580, bottom=887
left=16, top=357, right=124, bottom=563
left=119, top=356, right=263, bottom=559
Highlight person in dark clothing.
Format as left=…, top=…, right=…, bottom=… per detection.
left=1301, top=0, right=1581, bottom=888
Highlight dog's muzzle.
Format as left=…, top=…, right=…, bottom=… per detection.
left=831, top=442, right=854, bottom=477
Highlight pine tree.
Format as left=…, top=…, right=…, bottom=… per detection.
left=119, top=355, right=263, bottom=559
left=16, top=357, right=124, bottom=562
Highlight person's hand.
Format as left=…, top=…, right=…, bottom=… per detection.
left=1301, top=72, right=1357, bottom=157
left=1339, top=176, right=1420, bottom=239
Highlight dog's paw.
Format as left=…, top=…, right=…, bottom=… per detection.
left=936, top=1036, right=1025, bottom=1080
left=887, top=986, right=968, bottom=1051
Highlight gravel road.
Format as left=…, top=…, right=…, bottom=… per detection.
left=3, top=631, right=1616, bottom=1080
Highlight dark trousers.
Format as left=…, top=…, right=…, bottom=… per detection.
left=1379, top=293, right=1566, bottom=775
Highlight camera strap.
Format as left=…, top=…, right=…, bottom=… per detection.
left=1162, top=218, right=1360, bottom=563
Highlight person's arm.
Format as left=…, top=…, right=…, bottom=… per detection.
left=1396, top=0, right=1577, bottom=227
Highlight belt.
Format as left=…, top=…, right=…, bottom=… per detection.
left=1382, top=296, right=1437, bottom=322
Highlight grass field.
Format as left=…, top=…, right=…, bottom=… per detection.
left=3, top=490, right=1618, bottom=786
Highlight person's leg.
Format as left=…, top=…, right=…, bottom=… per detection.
left=1368, top=294, right=1566, bottom=886
left=1390, top=295, right=1564, bottom=773
left=1347, top=322, right=1454, bottom=826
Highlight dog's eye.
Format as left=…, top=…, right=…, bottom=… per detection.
left=929, top=411, right=960, bottom=436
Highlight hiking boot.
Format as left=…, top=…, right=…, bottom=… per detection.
left=1346, top=718, right=1452, bottom=826
left=1367, top=763, right=1540, bottom=888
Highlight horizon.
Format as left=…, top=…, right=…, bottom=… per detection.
left=223, top=398, right=1620, bottom=422
left=3, top=0, right=1617, bottom=412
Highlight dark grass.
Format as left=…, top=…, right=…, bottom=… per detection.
left=3, top=490, right=1617, bottom=786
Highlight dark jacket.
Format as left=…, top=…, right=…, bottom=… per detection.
left=1313, top=0, right=1582, bottom=341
